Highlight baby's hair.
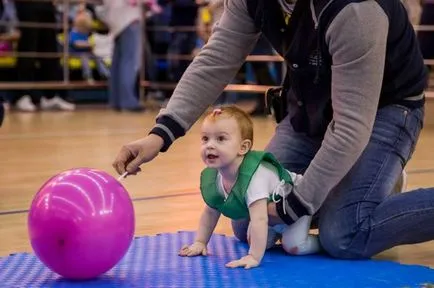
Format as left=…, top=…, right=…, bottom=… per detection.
left=204, top=105, right=254, bottom=145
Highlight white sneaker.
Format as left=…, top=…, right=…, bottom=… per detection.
left=15, top=95, right=36, bottom=112
left=41, top=96, right=75, bottom=111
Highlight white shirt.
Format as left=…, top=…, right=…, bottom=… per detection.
left=216, top=162, right=302, bottom=207
left=96, top=0, right=141, bottom=37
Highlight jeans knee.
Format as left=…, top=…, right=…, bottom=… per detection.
left=319, top=225, right=370, bottom=259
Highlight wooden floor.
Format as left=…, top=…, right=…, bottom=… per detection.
left=1, top=105, right=434, bottom=268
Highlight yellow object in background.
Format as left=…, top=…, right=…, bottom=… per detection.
left=0, top=20, right=108, bottom=69
left=201, top=7, right=212, bottom=24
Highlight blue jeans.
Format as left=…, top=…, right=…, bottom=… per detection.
left=233, top=104, right=432, bottom=259
left=109, top=21, right=141, bottom=110
left=80, top=54, right=110, bottom=79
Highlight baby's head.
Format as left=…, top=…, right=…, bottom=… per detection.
left=201, top=105, right=253, bottom=169
left=73, top=11, right=93, bottom=33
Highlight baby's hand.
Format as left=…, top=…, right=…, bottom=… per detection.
left=225, top=254, right=259, bottom=269
left=179, top=241, right=207, bottom=257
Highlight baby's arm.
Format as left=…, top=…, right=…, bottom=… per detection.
left=246, top=198, right=268, bottom=262
left=179, top=205, right=221, bottom=257
left=72, top=39, right=92, bottom=49
left=195, top=205, right=221, bottom=245
left=226, top=198, right=268, bottom=269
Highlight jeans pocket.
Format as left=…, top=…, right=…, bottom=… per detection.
left=372, top=106, right=406, bottom=144
left=403, top=107, right=424, bottom=161
left=389, top=105, right=424, bottom=164
left=371, top=105, right=414, bottom=164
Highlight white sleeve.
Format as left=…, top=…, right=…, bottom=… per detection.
left=245, top=162, right=282, bottom=207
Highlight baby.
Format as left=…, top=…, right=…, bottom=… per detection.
left=69, top=11, right=110, bottom=83
left=179, top=105, right=321, bottom=269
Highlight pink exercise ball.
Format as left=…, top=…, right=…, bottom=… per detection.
left=28, top=168, right=135, bottom=280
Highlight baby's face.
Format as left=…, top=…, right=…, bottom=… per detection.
left=200, top=117, right=243, bottom=169
left=74, top=14, right=91, bottom=33
left=76, top=21, right=90, bottom=33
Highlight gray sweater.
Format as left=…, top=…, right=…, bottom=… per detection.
left=153, top=0, right=389, bottom=214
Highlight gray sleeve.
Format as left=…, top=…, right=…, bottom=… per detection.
left=293, top=1, right=389, bottom=213
left=149, top=0, right=259, bottom=151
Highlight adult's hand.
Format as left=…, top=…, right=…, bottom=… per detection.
left=112, top=134, right=164, bottom=176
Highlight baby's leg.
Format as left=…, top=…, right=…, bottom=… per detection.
left=80, top=54, right=92, bottom=80
left=281, top=215, right=321, bottom=255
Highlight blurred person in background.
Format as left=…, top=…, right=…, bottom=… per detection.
left=69, top=10, right=110, bottom=84
left=142, top=0, right=163, bottom=102
left=11, top=0, right=75, bottom=112
left=195, top=0, right=242, bottom=106
left=0, top=0, right=20, bottom=111
left=96, top=0, right=144, bottom=112
left=167, top=0, right=199, bottom=82
left=145, top=0, right=172, bottom=104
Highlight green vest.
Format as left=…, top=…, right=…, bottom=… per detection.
left=200, top=150, right=292, bottom=220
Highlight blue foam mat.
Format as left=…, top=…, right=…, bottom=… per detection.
left=1, top=231, right=434, bottom=288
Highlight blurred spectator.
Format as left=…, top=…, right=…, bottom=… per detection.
left=167, top=0, right=199, bottom=82
left=194, top=0, right=240, bottom=106
left=0, top=0, right=20, bottom=111
left=96, top=0, right=144, bottom=112
left=12, top=1, right=75, bottom=112
left=141, top=0, right=165, bottom=102
left=0, top=0, right=19, bottom=52
left=69, top=10, right=110, bottom=84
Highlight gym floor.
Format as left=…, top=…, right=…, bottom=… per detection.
left=1, top=105, right=434, bottom=268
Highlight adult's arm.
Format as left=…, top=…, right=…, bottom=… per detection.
left=290, top=1, right=389, bottom=215
left=149, top=0, right=260, bottom=151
